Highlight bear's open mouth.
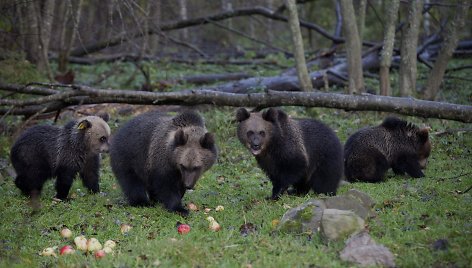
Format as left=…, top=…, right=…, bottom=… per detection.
left=250, top=145, right=262, bottom=155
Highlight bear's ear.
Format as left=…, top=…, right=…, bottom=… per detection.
left=96, top=112, right=110, bottom=122
left=262, top=108, right=278, bottom=123
left=200, top=132, right=215, bottom=150
left=418, top=128, right=429, bottom=143
left=77, top=119, right=92, bottom=130
left=381, top=117, right=404, bottom=130
left=174, top=129, right=188, bottom=146
left=236, top=108, right=250, bottom=122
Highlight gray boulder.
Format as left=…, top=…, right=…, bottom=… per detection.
left=324, top=189, right=376, bottom=220
left=320, top=209, right=365, bottom=242
left=340, top=231, right=396, bottom=267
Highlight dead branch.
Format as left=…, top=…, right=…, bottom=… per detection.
left=178, top=73, right=252, bottom=85
left=54, top=54, right=281, bottom=66
left=1, top=83, right=471, bottom=123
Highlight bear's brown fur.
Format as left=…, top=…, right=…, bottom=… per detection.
left=110, top=110, right=217, bottom=215
left=10, top=115, right=111, bottom=202
left=344, top=116, right=431, bottom=182
left=236, top=108, right=343, bottom=199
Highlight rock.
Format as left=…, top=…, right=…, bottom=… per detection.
left=320, top=209, right=365, bottom=242
left=324, top=189, right=375, bottom=220
left=345, top=189, right=375, bottom=208
left=277, top=200, right=326, bottom=234
left=340, top=231, right=396, bottom=267
left=432, top=239, right=449, bottom=251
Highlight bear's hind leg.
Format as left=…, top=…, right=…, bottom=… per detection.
left=345, top=149, right=388, bottom=182
left=15, top=173, right=47, bottom=197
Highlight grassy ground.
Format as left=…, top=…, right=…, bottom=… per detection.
left=0, top=60, right=471, bottom=267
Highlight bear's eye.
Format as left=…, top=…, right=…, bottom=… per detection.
left=99, top=136, right=107, bottom=143
left=247, top=131, right=254, bottom=137
left=259, top=131, right=265, bottom=137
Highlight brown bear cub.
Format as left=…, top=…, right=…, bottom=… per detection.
left=10, top=115, right=111, bottom=201
left=236, top=108, right=343, bottom=200
left=344, top=116, right=431, bottom=182
left=110, top=110, right=217, bottom=215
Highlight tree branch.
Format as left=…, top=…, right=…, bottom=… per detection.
left=70, top=6, right=376, bottom=57
left=1, top=84, right=471, bottom=123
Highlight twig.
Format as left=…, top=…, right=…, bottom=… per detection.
left=463, top=185, right=472, bottom=194
left=206, top=18, right=292, bottom=56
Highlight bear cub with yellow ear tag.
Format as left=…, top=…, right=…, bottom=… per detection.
left=236, top=108, right=343, bottom=200
left=110, top=110, right=217, bottom=215
left=10, top=114, right=111, bottom=201
left=344, top=116, right=431, bottom=182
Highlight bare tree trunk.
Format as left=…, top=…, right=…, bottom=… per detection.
left=423, top=1, right=469, bottom=100
left=356, top=0, right=367, bottom=40
left=339, top=0, right=364, bottom=94
left=178, top=0, right=189, bottom=40
left=22, top=2, right=41, bottom=66
left=398, top=0, right=423, bottom=97
left=58, top=0, right=84, bottom=73
left=148, top=1, right=161, bottom=55
left=140, top=0, right=150, bottom=56
left=379, top=0, right=400, bottom=96
left=38, top=0, right=55, bottom=81
left=266, top=0, right=275, bottom=44
left=284, top=0, right=313, bottom=91
left=423, top=0, right=431, bottom=36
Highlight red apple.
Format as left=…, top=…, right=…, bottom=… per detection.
left=94, top=249, right=106, bottom=259
left=59, top=245, right=75, bottom=255
left=177, top=224, right=191, bottom=234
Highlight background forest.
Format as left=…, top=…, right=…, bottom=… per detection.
left=0, top=0, right=471, bottom=267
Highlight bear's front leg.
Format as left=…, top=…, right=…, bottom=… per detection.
left=149, top=184, right=189, bottom=216
left=80, top=154, right=100, bottom=193
left=55, top=167, right=76, bottom=200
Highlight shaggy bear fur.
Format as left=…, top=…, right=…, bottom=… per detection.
left=10, top=115, right=111, bottom=201
left=236, top=107, right=343, bottom=199
left=110, top=110, right=217, bottom=215
left=344, top=116, right=431, bottom=182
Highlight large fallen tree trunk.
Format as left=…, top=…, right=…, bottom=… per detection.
left=0, top=83, right=471, bottom=122
left=211, top=52, right=382, bottom=93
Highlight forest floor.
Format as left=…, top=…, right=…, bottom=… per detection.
left=0, top=58, right=471, bottom=267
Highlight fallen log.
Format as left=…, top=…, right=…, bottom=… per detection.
left=1, top=84, right=471, bottom=123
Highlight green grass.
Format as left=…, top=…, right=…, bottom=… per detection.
left=0, top=59, right=471, bottom=267
left=1, top=107, right=471, bottom=267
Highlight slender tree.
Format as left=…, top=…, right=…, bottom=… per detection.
left=20, top=0, right=54, bottom=79
left=423, top=0, right=469, bottom=100
left=284, top=0, right=313, bottom=91
left=356, top=0, right=367, bottom=40
left=379, top=0, right=400, bottom=96
left=57, top=0, right=84, bottom=73
left=398, top=0, right=423, bottom=96
left=339, top=0, right=364, bottom=94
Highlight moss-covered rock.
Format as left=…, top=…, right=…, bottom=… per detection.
left=277, top=200, right=326, bottom=234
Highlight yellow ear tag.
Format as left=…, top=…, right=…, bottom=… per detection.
left=77, top=121, right=87, bottom=130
